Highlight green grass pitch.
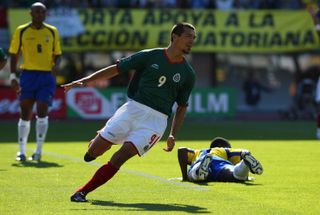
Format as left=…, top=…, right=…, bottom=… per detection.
left=0, top=120, right=319, bottom=215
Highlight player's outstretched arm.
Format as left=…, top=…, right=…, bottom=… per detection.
left=61, top=64, right=119, bottom=92
left=177, top=147, right=189, bottom=181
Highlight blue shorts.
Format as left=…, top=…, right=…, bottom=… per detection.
left=207, top=156, right=234, bottom=181
left=19, top=70, right=56, bottom=105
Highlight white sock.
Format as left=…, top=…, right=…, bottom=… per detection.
left=18, top=119, right=31, bottom=155
left=187, top=162, right=200, bottom=181
left=317, top=128, right=320, bottom=139
left=35, top=116, right=48, bottom=154
left=233, top=161, right=250, bottom=180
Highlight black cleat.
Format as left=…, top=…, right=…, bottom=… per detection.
left=16, top=153, right=26, bottom=162
left=28, top=153, right=41, bottom=161
left=70, top=191, right=88, bottom=202
left=241, top=151, right=263, bottom=175
left=84, top=152, right=96, bottom=162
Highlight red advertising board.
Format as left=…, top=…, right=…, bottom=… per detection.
left=0, top=87, right=66, bottom=119
left=74, top=91, right=102, bottom=114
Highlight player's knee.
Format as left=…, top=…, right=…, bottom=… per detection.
left=84, top=152, right=96, bottom=162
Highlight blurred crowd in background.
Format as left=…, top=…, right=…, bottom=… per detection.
left=0, top=0, right=318, bottom=10
left=0, top=0, right=319, bottom=119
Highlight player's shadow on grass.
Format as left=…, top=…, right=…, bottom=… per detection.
left=90, top=200, right=210, bottom=214
left=193, top=181, right=262, bottom=186
left=11, top=161, right=63, bottom=168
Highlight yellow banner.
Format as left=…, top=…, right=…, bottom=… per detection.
left=8, top=9, right=319, bottom=53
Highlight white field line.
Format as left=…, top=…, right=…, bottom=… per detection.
left=43, top=151, right=209, bottom=191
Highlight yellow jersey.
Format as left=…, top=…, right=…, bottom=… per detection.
left=9, top=22, right=62, bottom=72
left=187, top=147, right=243, bottom=165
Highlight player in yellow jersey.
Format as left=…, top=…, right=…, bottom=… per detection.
left=9, top=2, right=62, bottom=162
left=178, top=137, right=263, bottom=182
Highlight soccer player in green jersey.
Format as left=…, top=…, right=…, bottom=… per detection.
left=62, top=22, right=196, bottom=202
left=9, top=2, right=62, bottom=162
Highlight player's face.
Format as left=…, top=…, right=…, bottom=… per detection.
left=175, top=27, right=196, bottom=54
left=31, top=6, right=46, bottom=24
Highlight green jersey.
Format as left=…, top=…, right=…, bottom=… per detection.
left=118, top=48, right=195, bottom=117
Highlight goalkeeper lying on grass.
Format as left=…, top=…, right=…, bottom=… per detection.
left=178, top=137, right=263, bottom=182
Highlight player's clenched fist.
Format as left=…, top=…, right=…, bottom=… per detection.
left=164, top=135, right=175, bottom=152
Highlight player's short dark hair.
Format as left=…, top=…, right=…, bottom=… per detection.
left=171, top=22, right=195, bottom=41
left=210, top=137, right=231, bottom=148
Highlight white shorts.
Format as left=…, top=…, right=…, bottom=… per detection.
left=99, top=100, right=168, bottom=156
